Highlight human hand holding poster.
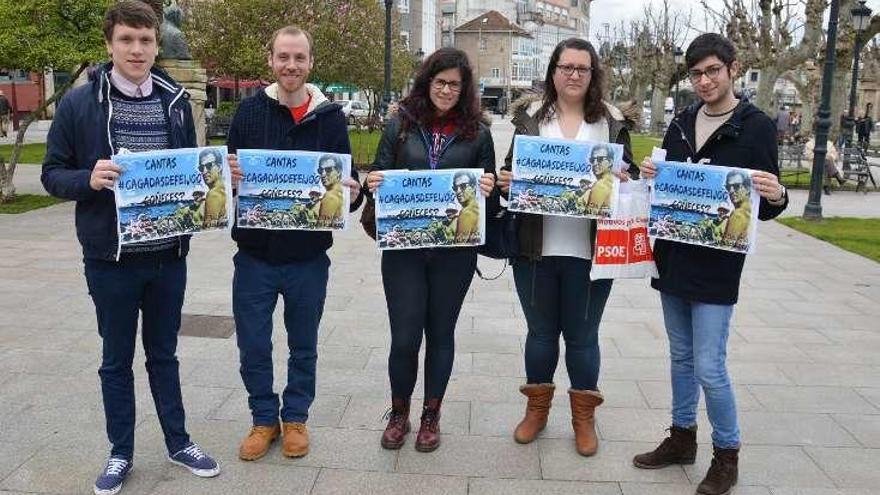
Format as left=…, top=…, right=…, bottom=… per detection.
left=375, top=168, right=485, bottom=250
left=649, top=161, right=759, bottom=254
left=236, top=149, right=351, bottom=230
left=509, top=135, right=624, bottom=219
left=113, top=146, right=233, bottom=246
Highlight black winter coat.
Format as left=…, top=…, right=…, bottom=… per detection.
left=651, top=100, right=788, bottom=305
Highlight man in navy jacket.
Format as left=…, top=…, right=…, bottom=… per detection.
left=41, top=2, right=219, bottom=493
left=631, top=34, right=787, bottom=495
left=228, top=25, right=363, bottom=462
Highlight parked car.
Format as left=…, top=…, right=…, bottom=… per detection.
left=336, top=99, right=370, bottom=123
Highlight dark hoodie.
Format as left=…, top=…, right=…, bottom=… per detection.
left=651, top=100, right=788, bottom=305
left=226, top=83, right=363, bottom=264
left=42, top=63, right=195, bottom=261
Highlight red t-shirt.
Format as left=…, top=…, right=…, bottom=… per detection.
left=289, top=94, right=312, bottom=123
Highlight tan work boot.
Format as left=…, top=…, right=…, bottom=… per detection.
left=569, top=389, right=604, bottom=456
left=513, top=383, right=555, bottom=444
left=282, top=422, right=309, bottom=458
left=239, top=424, right=280, bottom=461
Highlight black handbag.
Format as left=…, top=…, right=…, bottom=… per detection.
left=478, top=206, right=519, bottom=260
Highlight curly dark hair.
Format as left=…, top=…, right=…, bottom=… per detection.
left=536, top=38, right=606, bottom=124
left=399, top=47, right=481, bottom=140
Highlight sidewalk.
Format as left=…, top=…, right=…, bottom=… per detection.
left=0, top=119, right=878, bottom=494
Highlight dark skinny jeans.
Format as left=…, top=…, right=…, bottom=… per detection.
left=382, top=248, right=476, bottom=401
left=513, top=256, right=613, bottom=391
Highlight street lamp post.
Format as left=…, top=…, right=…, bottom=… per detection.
left=673, top=46, right=683, bottom=114
left=804, top=0, right=842, bottom=221
left=382, top=0, right=393, bottom=117
left=842, top=0, right=873, bottom=153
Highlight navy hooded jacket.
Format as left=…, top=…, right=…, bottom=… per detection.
left=41, top=63, right=196, bottom=261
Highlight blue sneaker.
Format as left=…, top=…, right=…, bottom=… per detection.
left=167, top=442, right=220, bottom=478
left=94, top=456, right=132, bottom=495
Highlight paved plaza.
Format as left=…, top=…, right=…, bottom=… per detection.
left=1, top=118, right=879, bottom=494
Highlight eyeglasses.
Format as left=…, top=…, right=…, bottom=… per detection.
left=431, top=78, right=462, bottom=93
left=688, top=64, right=727, bottom=83
left=318, top=165, right=338, bottom=175
left=555, top=64, right=593, bottom=77
left=198, top=160, right=218, bottom=172
left=725, top=181, right=747, bottom=192
left=591, top=154, right=611, bottom=163
left=453, top=182, right=472, bottom=192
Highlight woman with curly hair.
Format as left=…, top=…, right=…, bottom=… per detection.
left=367, top=47, right=497, bottom=452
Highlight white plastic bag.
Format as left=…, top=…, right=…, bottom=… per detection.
left=590, top=180, right=659, bottom=280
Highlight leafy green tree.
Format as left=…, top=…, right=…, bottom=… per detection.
left=0, top=0, right=109, bottom=202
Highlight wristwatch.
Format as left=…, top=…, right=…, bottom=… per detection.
left=769, top=184, right=787, bottom=204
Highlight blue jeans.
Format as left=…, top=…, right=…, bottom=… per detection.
left=513, top=257, right=612, bottom=391
left=233, top=251, right=329, bottom=425
left=381, top=248, right=476, bottom=400
left=661, top=292, right=740, bottom=448
left=84, top=255, right=190, bottom=459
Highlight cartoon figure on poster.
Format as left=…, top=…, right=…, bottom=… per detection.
left=509, top=135, right=623, bottom=218
left=114, top=146, right=232, bottom=245
left=649, top=161, right=759, bottom=253
left=235, top=149, right=351, bottom=230
left=376, top=168, right=486, bottom=250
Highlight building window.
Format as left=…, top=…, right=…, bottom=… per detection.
left=750, top=71, right=759, bottom=82
left=512, top=63, right=519, bottom=80
left=491, top=68, right=500, bottom=78
left=480, top=38, right=487, bottom=51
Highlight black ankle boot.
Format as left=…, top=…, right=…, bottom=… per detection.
left=632, top=425, right=697, bottom=469
left=697, top=446, right=739, bottom=495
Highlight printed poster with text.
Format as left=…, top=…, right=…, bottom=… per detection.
left=376, top=168, right=485, bottom=250
left=236, top=149, right=351, bottom=231
left=509, top=135, right=624, bottom=219
left=649, top=160, right=759, bottom=254
left=113, top=146, right=233, bottom=246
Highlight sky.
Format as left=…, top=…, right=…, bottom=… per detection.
left=589, top=0, right=880, bottom=45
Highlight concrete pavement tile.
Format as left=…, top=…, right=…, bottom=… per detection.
left=469, top=400, right=572, bottom=439
left=183, top=358, right=243, bottom=388
left=777, top=363, right=880, bottom=388
left=471, top=352, right=524, bottom=377
left=322, top=326, right=390, bottom=347
left=312, top=469, right=467, bottom=495
left=683, top=445, right=834, bottom=488
left=739, top=412, right=860, bottom=447
left=748, top=385, right=878, bottom=414
left=0, top=442, right=41, bottom=484
left=602, top=358, right=668, bottom=381
left=396, top=434, right=540, bottom=478
left=338, top=397, right=469, bottom=435
left=610, top=338, right=671, bottom=358
left=803, top=447, right=880, bottom=489
left=831, top=414, right=880, bottom=448
left=854, top=387, right=880, bottom=409
left=0, top=348, right=96, bottom=375
left=443, top=375, right=524, bottom=403
left=314, top=345, right=372, bottom=371
left=456, top=333, right=522, bottom=354
left=818, top=329, right=880, bottom=345
left=315, top=369, right=391, bottom=398
left=597, top=408, right=712, bottom=444
left=469, top=478, right=622, bottom=494
left=0, top=327, right=94, bottom=352
left=538, top=440, right=689, bottom=483
left=621, top=483, right=771, bottom=494
left=149, top=461, right=318, bottom=495
left=728, top=362, right=794, bottom=385
left=261, top=426, right=398, bottom=472
left=363, top=348, right=472, bottom=374
left=0, top=402, right=107, bottom=444
left=734, top=326, right=832, bottom=345
left=470, top=316, right=528, bottom=335
left=175, top=336, right=240, bottom=361
left=637, top=381, right=764, bottom=412
left=0, top=442, right=166, bottom=495
left=795, top=343, right=880, bottom=366
left=769, top=489, right=878, bottom=495
left=727, top=342, right=812, bottom=363
left=208, top=390, right=349, bottom=427
left=597, top=380, right=650, bottom=408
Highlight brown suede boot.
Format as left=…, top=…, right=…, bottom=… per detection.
left=414, top=398, right=441, bottom=452
left=569, top=389, right=603, bottom=456
left=281, top=422, right=309, bottom=458
left=696, top=446, right=739, bottom=495
left=632, top=425, right=698, bottom=469
left=380, top=398, right=411, bottom=450
left=514, top=383, right=555, bottom=444
left=239, top=424, right=281, bottom=461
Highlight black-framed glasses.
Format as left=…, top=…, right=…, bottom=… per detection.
left=591, top=154, right=611, bottom=163
left=453, top=182, right=472, bottom=192
left=431, top=78, right=462, bottom=93
left=725, top=181, right=747, bottom=192
left=555, top=64, right=593, bottom=77
left=688, top=64, right=727, bottom=83
left=318, top=165, right=338, bottom=175
left=198, top=160, right=218, bottom=172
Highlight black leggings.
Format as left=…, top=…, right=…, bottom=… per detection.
left=381, top=248, right=476, bottom=400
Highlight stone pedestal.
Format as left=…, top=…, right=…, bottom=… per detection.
left=158, top=59, right=208, bottom=146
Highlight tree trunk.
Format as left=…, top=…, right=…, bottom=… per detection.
left=755, top=66, right=779, bottom=115
left=650, top=86, right=667, bottom=135
left=0, top=62, right=89, bottom=204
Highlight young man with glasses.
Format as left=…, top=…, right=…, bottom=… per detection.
left=633, top=33, right=787, bottom=495
left=41, top=2, right=220, bottom=493
left=197, top=148, right=227, bottom=228
left=226, top=25, right=362, bottom=463
left=450, top=171, right=479, bottom=243
left=315, top=154, right=345, bottom=227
